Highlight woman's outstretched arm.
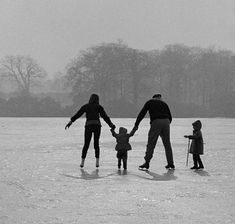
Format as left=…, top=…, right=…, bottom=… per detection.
left=99, top=106, right=115, bottom=129
left=65, top=105, right=86, bottom=129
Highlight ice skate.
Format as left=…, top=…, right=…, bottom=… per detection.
left=190, top=166, right=198, bottom=170
left=165, top=164, right=175, bottom=170
left=138, top=162, right=149, bottom=170
left=80, top=159, right=85, bottom=168
left=96, top=158, right=99, bottom=168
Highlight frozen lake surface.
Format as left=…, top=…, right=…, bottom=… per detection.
left=0, top=118, right=234, bottom=224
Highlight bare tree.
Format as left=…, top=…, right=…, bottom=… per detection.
left=0, top=55, right=47, bottom=96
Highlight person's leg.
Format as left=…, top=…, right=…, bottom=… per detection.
left=144, top=120, right=161, bottom=163
left=198, top=155, right=204, bottom=168
left=123, top=153, right=128, bottom=170
left=116, top=151, right=122, bottom=169
left=160, top=119, right=174, bottom=167
left=191, top=154, right=198, bottom=169
left=81, top=126, right=93, bottom=159
left=139, top=121, right=161, bottom=169
left=118, top=158, right=121, bottom=169
left=93, top=125, right=101, bottom=159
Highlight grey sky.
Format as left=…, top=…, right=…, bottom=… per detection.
left=0, top=0, right=235, bottom=76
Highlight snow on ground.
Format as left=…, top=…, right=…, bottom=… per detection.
left=0, top=118, right=234, bottom=224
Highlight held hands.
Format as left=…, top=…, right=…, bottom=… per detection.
left=65, top=121, right=72, bottom=130
left=130, top=125, right=138, bottom=135
left=111, top=124, right=116, bottom=130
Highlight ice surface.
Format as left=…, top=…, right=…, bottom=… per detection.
left=0, top=118, right=234, bottom=224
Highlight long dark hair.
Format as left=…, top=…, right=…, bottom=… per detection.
left=88, top=93, right=99, bottom=105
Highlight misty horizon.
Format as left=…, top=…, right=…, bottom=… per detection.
left=0, top=1, right=234, bottom=118
left=0, top=0, right=235, bottom=76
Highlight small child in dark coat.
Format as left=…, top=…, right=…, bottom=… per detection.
left=110, top=127, right=137, bottom=170
left=184, top=120, right=204, bottom=169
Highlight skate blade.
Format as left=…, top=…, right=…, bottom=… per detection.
left=165, top=167, right=175, bottom=170
left=138, top=167, right=149, bottom=171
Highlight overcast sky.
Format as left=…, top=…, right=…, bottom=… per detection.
left=0, top=0, right=235, bottom=76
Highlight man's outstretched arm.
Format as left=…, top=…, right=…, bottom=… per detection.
left=134, top=102, right=148, bottom=127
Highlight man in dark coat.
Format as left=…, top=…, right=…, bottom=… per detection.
left=133, top=94, right=175, bottom=170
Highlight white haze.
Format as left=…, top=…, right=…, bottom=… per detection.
left=0, top=0, right=234, bottom=76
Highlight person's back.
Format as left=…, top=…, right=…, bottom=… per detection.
left=135, top=96, right=172, bottom=127
left=115, top=135, right=131, bottom=152
left=83, top=103, right=100, bottom=120
left=71, top=102, right=113, bottom=127
left=78, top=103, right=102, bottom=123
left=111, top=127, right=132, bottom=151
left=146, top=98, right=172, bottom=122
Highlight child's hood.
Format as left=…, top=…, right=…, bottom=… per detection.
left=192, top=120, right=202, bottom=130
left=119, top=127, right=127, bottom=134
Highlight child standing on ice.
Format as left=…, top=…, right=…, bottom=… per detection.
left=110, top=126, right=137, bottom=170
left=184, top=120, right=204, bottom=169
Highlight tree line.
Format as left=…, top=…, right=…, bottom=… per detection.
left=0, top=41, right=235, bottom=117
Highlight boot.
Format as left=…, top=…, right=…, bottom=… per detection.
left=139, top=162, right=149, bottom=170
left=190, top=166, right=198, bottom=169
left=198, top=164, right=204, bottom=169
left=80, top=159, right=85, bottom=168
left=165, top=164, right=175, bottom=169
left=96, top=158, right=99, bottom=168
left=191, top=156, right=198, bottom=169
left=198, top=157, right=204, bottom=169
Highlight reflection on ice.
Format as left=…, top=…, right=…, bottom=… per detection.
left=194, top=169, right=210, bottom=176
left=133, top=170, right=177, bottom=181
left=61, top=169, right=117, bottom=180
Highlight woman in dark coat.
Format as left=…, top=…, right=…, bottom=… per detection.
left=184, top=120, right=204, bottom=169
left=65, top=93, right=115, bottom=168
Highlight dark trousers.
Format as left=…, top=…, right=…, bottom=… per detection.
left=81, top=125, right=101, bottom=159
left=193, top=154, right=203, bottom=167
left=144, top=119, right=174, bottom=165
left=117, top=151, right=128, bottom=169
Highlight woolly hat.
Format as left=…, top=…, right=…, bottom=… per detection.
left=192, top=120, right=202, bottom=130
left=152, top=94, right=161, bottom=98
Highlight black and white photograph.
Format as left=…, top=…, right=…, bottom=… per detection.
left=0, top=0, right=234, bottom=223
